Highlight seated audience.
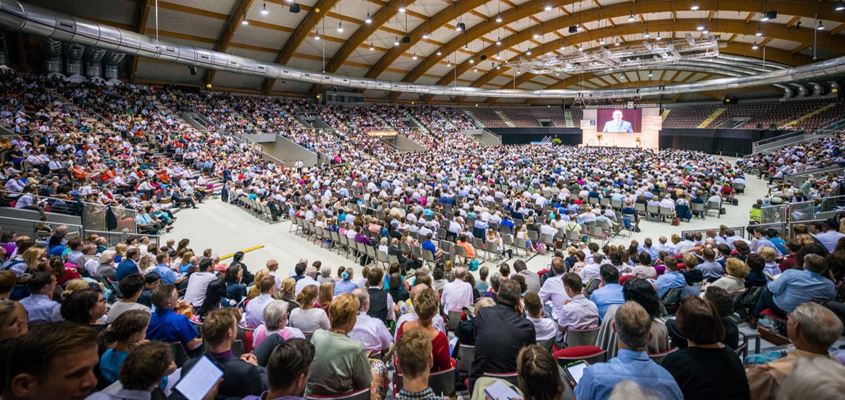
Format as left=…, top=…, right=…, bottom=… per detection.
left=289, top=285, right=330, bottom=335
left=106, top=274, right=151, bottom=322
left=775, top=357, right=845, bottom=400
left=396, top=286, right=451, bottom=372
left=253, top=300, right=305, bottom=351
left=88, top=342, right=177, bottom=400
left=516, top=344, right=564, bottom=400
left=244, top=339, right=315, bottom=400
left=753, top=254, right=835, bottom=320
left=98, top=310, right=152, bottom=386
left=590, top=265, right=625, bottom=320
left=0, top=300, right=28, bottom=341
left=396, top=329, right=438, bottom=400
left=523, top=291, right=557, bottom=342
left=558, top=272, right=600, bottom=333
left=146, top=284, right=202, bottom=351
left=348, top=288, right=393, bottom=353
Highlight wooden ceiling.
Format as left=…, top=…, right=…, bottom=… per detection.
left=25, top=0, right=845, bottom=103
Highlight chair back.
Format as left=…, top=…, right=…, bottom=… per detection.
left=304, top=388, right=371, bottom=400
left=555, top=346, right=607, bottom=365
left=169, top=342, right=190, bottom=367
left=428, top=367, right=456, bottom=396
left=483, top=371, right=519, bottom=386
left=446, top=310, right=462, bottom=331
left=456, top=344, right=475, bottom=373
left=648, top=348, right=677, bottom=364
left=565, top=327, right=600, bottom=347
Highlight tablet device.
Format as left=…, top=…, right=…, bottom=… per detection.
left=174, top=355, right=223, bottom=400
left=563, top=360, right=588, bottom=387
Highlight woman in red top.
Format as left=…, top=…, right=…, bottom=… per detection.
left=395, top=286, right=452, bottom=372
left=51, top=256, right=81, bottom=286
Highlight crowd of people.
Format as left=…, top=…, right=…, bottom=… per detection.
left=2, top=70, right=845, bottom=400
left=1, top=213, right=844, bottom=399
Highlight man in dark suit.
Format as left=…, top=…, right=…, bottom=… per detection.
left=115, top=247, right=142, bottom=281
left=470, top=279, right=536, bottom=388
left=181, top=308, right=267, bottom=399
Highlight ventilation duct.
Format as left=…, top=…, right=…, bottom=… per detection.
left=809, top=82, right=823, bottom=97
left=82, top=46, right=104, bottom=79
left=39, top=37, right=61, bottom=75
left=62, top=42, right=84, bottom=81
left=3, top=0, right=845, bottom=99
left=795, top=84, right=809, bottom=97
left=102, top=51, right=124, bottom=82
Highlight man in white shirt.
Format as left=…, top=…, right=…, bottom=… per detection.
left=242, top=275, right=276, bottom=328
left=558, top=273, right=599, bottom=332
left=659, top=195, right=676, bottom=209
left=294, top=265, right=319, bottom=296
left=182, top=259, right=218, bottom=308
left=814, top=220, right=845, bottom=253
left=440, top=267, right=474, bottom=313
left=348, top=289, right=393, bottom=352
left=538, top=257, right=571, bottom=321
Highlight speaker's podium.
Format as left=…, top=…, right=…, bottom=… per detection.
left=580, top=107, right=661, bottom=149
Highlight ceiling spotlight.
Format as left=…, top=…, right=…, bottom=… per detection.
left=393, top=37, right=400, bottom=46
left=496, top=65, right=501, bottom=70
left=289, top=2, right=300, bottom=13
left=696, top=24, right=704, bottom=31
left=456, top=22, right=466, bottom=31
left=314, top=30, right=320, bottom=40
left=756, top=30, right=763, bottom=37
left=496, top=38, right=502, bottom=46
left=544, top=4, right=552, bottom=12
left=398, top=3, right=406, bottom=13
left=261, top=2, right=268, bottom=15
left=412, top=54, right=417, bottom=60
left=837, top=1, right=845, bottom=11
left=644, top=31, right=650, bottom=38
left=599, top=38, right=606, bottom=45
left=241, top=18, right=249, bottom=25
left=337, top=22, right=344, bottom=33
left=474, top=68, right=478, bottom=72
left=702, top=28, right=709, bottom=34
left=628, top=14, right=635, bottom=22
left=690, top=2, right=700, bottom=11
left=533, top=33, right=540, bottom=39
left=655, top=33, right=661, bottom=41
left=578, top=45, right=584, bottom=52
left=469, top=59, right=474, bottom=64
left=447, top=62, right=451, bottom=67
left=369, top=43, right=375, bottom=51
left=436, top=51, right=442, bottom=56
left=526, top=50, right=532, bottom=55
left=422, top=33, right=429, bottom=39
left=614, top=39, right=620, bottom=46
left=365, top=13, right=372, bottom=24
left=496, top=15, right=503, bottom=23
left=817, top=21, right=826, bottom=30
left=752, top=43, right=759, bottom=50
left=648, top=72, right=653, bottom=77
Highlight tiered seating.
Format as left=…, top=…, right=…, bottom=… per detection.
left=527, top=106, right=567, bottom=127
left=790, top=101, right=845, bottom=130
left=463, top=107, right=508, bottom=128
left=570, top=107, right=583, bottom=127
left=708, top=98, right=834, bottom=129
left=663, top=103, right=722, bottom=128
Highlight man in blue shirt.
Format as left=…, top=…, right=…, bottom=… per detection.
left=655, top=259, right=688, bottom=298
left=147, top=284, right=203, bottom=351
left=753, top=254, right=836, bottom=319
left=589, top=265, right=625, bottom=320
left=575, top=301, right=683, bottom=400
left=421, top=233, right=442, bottom=260
left=151, top=253, right=185, bottom=286
left=115, top=247, right=142, bottom=281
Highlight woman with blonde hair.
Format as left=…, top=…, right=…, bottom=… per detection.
left=138, top=253, right=155, bottom=274
left=709, top=258, right=749, bottom=294
left=114, top=243, right=128, bottom=262
left=306, top=293, right=372, bottom=395
left=246, top=269, right=270, bottom=299
left=289, top=285, right=329, bottom=335
left=21, top=247, right=44, bottom=272
left=178, top=251, right=194, bottom=273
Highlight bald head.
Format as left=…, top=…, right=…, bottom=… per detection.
left=551, top=257, right=565, bottom=274
left=352, top=288, right=369, bottom=312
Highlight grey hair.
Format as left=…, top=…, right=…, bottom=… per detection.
left=320, top=266, right=331, bottom=277
left=352, top=288, right=369, bottom=311
left=613, top=302, right=652, bottom=351
left=776, top=357, right=845, bottom=400
left=263, top=300, right=289, bottom=331
left=791, top=302, right=843, bottom=348
left=305, top=266, right=318, bottom=278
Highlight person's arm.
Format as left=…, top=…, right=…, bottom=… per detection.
left=319, top=310, right=331, bottom=330
left=573, top=366, right=595, bottom=400
left=767, top=270, right=790, bottom=295
left=351, top=348, right=374, bottom=390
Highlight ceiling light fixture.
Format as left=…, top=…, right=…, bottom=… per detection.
left=314, top=30, right=320, bottom=40
left=422, top=33, right=429, bottom=39
left=696, top=24, right=704, bottom=31
left=615, top=39, right=620, bottom=46
left=837, top=1, right=845, bottom=11
left=496, top=38, right=502, bottom=46
left=241, top=14, right=249, bottom=25
left=690, top=2, right=700, bottom=11
left=644, top=31, right=650, bottom=38
left=702, top=28, right=709, bottom=34
left=526, top=50, right=532, bottom=55
left=756, top=30, right=763, bottom=37
left=365, top=13, right=372, bottom=24
left=456, top=22, right=466, bottom=31
left=369, top=43, right=375, bottom=51
left=545, top=4, right=552, bottom=12
left=393, top=37, right=400, bottom=46
left=656, top=33, right=662, bottom=40
left=628, top=14, right=635, bottom=22
left=469, top=59, right=475, bottom=64
left=496, top=15, right=503, bottom=23
left=437, top=51, right=442, bottom=56
left=817, top=20, right=826, bottom=30
left=533, top=33, right=540, bottom=39
left=398, top=3, right=406, bottom=13
left=337, top=21, right=343, bottom=33
left=752, top=43, right=759, bottom=50
left=261, top=2, right=268, bottom=15
left=412, top=54, right=417, bottom=60
left=599, top=38, right=606, bottom=45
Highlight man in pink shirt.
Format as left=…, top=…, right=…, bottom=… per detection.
left=440, top=267, right=474, bottom=313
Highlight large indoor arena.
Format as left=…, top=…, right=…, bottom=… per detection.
left=0, top=0, right=844, bottom=399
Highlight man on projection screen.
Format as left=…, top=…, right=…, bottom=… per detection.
left=602, top=110, right=633, bottom=133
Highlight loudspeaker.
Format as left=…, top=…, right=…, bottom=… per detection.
left=289, top=2, right=300, bottom=13
left=188, top=66, right=197, bottom=75
left=480, top=55, right=487, bottom=61
left=402, top=35, right=410, bottom=43
left=568, top=26, right=578, bottom=33
left=762, top=10, right=777, bottom=20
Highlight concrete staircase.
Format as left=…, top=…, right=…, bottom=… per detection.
left=494, top=110, right=516, bottom=127
left=698, top=107, right=726, bottom=128
left=564, top=109, right=575, bottom=127
left=463, top=109, right=484, bottom=128
left=781, top=103, right=836, bottom=129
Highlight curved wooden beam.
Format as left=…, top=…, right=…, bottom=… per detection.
left=206, top=0, right=255, bottom=85
left=262, top=0, right=341, bottom=94
left=362, top=0, right=494, bottom=80
left=402, top=0, right=842, bottom=101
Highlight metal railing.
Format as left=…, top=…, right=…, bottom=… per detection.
left=85, top=229, right=160, bottom=247
left=0, top=215, right=83, bottom=242
left=0, top=190, right=137, bottom=233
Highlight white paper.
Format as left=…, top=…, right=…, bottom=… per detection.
left=174, top=356, right=223, bottom=400
left=484, top=380, right=523, bottom=400
left=567, top=362, right=587, bottom=384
